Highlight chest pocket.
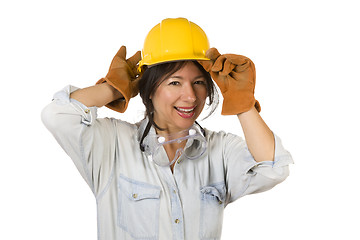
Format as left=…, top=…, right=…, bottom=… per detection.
left=199, top=182, right=226, bottom=240
left=117, top=175, right=161, bottom=240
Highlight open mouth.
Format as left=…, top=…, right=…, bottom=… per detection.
left=174, top=106, right=196, bottom=118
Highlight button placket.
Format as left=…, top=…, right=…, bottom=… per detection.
left=159, top=167, right=184, bottom=239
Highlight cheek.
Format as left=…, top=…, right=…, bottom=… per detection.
left=197, top=88, right=208, bottom=102
left=152, top=89, right=175, bottom=110
left=155, top=89, right=172, bottom=102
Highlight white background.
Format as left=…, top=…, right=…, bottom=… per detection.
left=1, top=0, right=359, bottom=239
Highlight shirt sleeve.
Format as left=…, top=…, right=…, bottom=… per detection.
left=223, top=132, right=294, bottom=204
left=41, top=85, right=122, bottom=197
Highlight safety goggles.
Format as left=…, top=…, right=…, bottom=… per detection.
left=141, top=125, right=207, bottom=167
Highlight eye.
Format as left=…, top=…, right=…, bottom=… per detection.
left=194, top=80, right=206, bottom=85
left=168, top=81, right=180, bottom=86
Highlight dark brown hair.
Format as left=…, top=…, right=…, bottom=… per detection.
left=138, top=60, right=218, bottom=130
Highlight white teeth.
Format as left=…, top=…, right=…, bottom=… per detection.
left=176, top=107, right=195, bottom=112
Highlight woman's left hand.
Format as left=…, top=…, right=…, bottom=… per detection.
left=199, top=48, right=260, bottom=115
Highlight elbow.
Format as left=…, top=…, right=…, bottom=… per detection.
left=41, top=103, right=58, bottom=133
left=253, top=163, right=290, bottom=182
left=41, top=102, right=68, bottom=135
left=273, top=165, right=290, bottom=183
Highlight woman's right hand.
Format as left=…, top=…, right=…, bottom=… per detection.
left=96, top=46, right=142, bottom=113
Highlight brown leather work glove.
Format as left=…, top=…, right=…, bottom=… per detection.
left=199, top=48, right=261, bottom=115
left=96, top=46, right=142, bottom=113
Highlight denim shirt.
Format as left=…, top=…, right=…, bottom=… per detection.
left=41, top=85, right=293, bottom=240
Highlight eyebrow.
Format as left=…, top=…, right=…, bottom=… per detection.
left=169, top=75, right=204, bottom=80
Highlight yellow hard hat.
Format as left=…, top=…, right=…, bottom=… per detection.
left=138, top=18, right=210, bottom=72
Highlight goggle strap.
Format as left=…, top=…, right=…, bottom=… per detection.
left=140, top=121, right=152, bottom=152
left=195, top=121, right=206, bottom=137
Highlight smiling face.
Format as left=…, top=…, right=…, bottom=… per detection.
left=151, top=61, right=208, bottom=133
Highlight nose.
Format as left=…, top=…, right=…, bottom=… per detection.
left=181, top=83, right=196, bottom=102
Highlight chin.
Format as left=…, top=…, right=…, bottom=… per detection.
left=174, top=115, right=198, bottom=130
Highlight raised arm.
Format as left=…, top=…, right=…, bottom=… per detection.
left=70, top=82, right=122, bottom=107
left=199, top=48, right=274, bottom=162
left=237, top=106, right=274, bottom=162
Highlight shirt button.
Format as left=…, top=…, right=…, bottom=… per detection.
left=175, top=219, right=180, bottom=224
left=218, top=200, right=223, bottom=205
left=84, top=109, right=90, bottom=114
left=132, top=193, right=138, bottom=199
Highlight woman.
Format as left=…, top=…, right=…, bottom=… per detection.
left=42, top=18, right=293, bottom=240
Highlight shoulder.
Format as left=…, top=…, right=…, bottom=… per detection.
left=94, top=117, right=138, bottom=137
left=204, top=128, right=245, bottom=146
